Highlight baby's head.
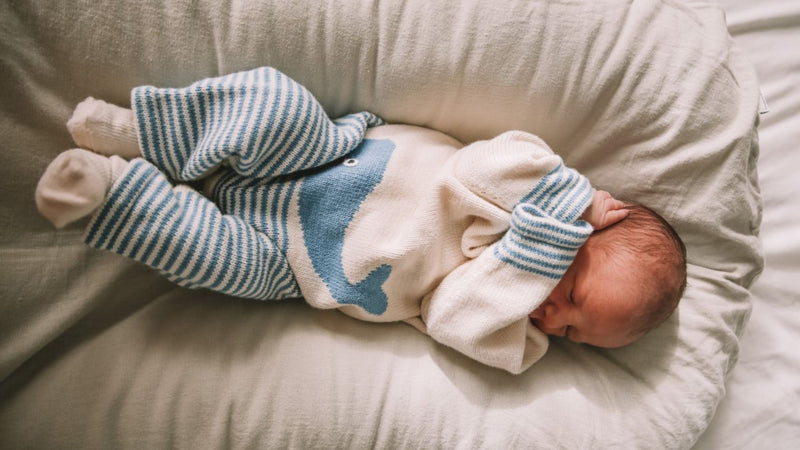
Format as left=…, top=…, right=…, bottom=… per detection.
left=530, top=203, right=686, bottom=348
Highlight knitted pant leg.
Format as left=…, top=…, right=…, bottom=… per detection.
left=131, top=66, right=383, bottom=182
left=84, top=159, right=300, bottom=300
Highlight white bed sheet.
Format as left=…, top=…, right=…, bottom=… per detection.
left=696, top=0, right=800, bottom=447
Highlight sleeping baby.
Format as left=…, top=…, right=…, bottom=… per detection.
left=35, top=67, right=687, bottom=374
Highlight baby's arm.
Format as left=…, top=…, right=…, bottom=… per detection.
left=421, top=201, right=593, bottom=374
left=422, top=133, right=597, bottom=373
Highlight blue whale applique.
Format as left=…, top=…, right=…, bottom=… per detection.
left=298, top=139, right=395, bottom=315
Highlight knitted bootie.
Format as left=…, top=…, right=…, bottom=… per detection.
left=35, top=149, right=128, bottom=228
left=67, top=97, right=141, bottom=158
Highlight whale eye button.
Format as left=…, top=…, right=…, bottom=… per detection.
left=343, top=158, right=359, bottom=167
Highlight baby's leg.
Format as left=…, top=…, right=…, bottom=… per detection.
left=84, top=159, right=300, bottom=300
left=132, top=67, right=383, bottom=183
left=35, top=149, right=129, bottom=228
left=67, top=97, right=141, bottom=159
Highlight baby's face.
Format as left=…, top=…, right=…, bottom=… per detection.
left=529, top=240, right=644, bottom=348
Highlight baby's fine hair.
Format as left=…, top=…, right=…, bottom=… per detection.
left=594, top=203, right=687, bottom=337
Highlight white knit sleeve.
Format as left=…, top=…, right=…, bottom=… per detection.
left=421, top=132, right=594, bottom=373
left=420, top=241, right=555, bottom=374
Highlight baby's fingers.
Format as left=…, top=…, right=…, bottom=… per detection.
left=588, top=190, right=630, bottom=229
left=593, top=190, right=622, bottom=209
left=605, top=197, right=627, bottom=211
left=596, top=208, right=629, bottom=230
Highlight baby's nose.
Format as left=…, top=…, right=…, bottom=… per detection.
left=530, top=298, right=553, bottom=320
left=530, top=301, right=554, bottom=330
left=530, top=299, right=569, bottom=336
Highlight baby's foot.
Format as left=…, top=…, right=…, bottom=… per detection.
left=67, top=97, right=141, bottom=158
left=35, top=149, right=128, bottom=228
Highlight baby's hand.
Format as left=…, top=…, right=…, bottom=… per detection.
left=581, top=190, right=629, bottom=230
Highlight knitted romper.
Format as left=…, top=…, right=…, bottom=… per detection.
left=84, top=67, right=594, bottom=373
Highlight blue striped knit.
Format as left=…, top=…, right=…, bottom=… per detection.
left=84, top=159, right=301, bottom=299
left=84, top=67, right=383, bottom=300
left=132, top=67, right=383, bottom=182
left=520, top=162, right=593, bottom=223
left=495, top=163, right=593, bottom=278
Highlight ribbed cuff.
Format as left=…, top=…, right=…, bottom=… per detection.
left=520, top=161, right=593, bottom=223
left=494, top=203, right=592, bottom=279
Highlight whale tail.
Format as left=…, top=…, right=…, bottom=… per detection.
left=348, top=264, right=392, bottom=315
